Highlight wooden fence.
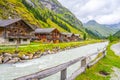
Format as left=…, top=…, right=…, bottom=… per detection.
left=15, top=47, right=106, bottom=80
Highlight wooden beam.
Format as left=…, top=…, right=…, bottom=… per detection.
left=81, top=57, right=86, bottom=67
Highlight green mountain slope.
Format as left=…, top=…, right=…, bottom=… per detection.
left=0, top=0, right=84, bottom=35
left=85, top=28, right=103, bottom=39
left=113, top=30, right=120, bottom=38
left=0, top=0, right=40, bottom=26
left=84, top=20, right=118, bottom=38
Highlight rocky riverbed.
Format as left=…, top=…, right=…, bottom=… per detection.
left=0, top=46, right=77, bottom=64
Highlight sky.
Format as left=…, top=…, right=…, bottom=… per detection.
left=58, top=0, right=120, bottom=24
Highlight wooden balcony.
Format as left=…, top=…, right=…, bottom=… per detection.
left=6, top=33, right=31, bottom=39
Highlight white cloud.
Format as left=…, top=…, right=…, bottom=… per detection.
left=58, top=0, right=120, bottom=24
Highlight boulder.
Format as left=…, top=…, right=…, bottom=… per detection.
left=52, top=49, right=57, bottom=53
left=21, top=55, right=29, bottom=60
left=50, top=51, right=55, bottom=54
left=27, top=54, right=33, bottom=59
left=3, top=53, right=12, bottom=57
left=0, top=56, right=3, bottom=64
left=3, top=56, right=12, bottom=63
left=36, top=50, right=41, bottom=54
left=42, top=52, right=48, bottom=55
left=47, top=50, right=52, bottom=54
left=7, top=57, right=20, bottom=64
left=33, top=53, right=41, bottom=59
left=12, top=54, right=18, bottom=57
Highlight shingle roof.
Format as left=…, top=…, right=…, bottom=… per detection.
left=0, top=19, right=21, bottom=27
left=61, top=32, right=74, bottom=37
left=0, top=18, right=35, bottom=30
left=35, top=28, right=56, bottom=34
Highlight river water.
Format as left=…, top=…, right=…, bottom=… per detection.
left=0, top=42, right=108, bottom=80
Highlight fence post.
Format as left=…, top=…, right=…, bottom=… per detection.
left=81, top=57, right=86, bottom=67
left=61, top=68, right=67, bottom=80
left=81, top=57, right=86, bottom=73
left=103, top=50, right=106, bottom=57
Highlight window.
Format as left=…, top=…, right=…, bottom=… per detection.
left=9, top=39, right=14, bottom=42
left=23, top=39, right=27, bottom=42
left=14, top=30, right=17, bottom=33
left=15, top=22, right=18, bottom=25
left=20, top=23, right=23, bottom=26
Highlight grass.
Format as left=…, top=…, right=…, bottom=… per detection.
left=0, top=40, right=103, bottom=56
left=76, top=41, right=120, bottom=80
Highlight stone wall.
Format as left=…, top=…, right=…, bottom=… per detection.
left=21, top=39, right=30, bottom=44
left=0, top=38, right=30, bottom=45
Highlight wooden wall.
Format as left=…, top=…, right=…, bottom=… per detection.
left=6, top=20, right=33, bottom=37
left=0, top=28, right=4, bottom=37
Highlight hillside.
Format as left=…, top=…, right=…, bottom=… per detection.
left=84, top=20, right=118, bottom=38
left=85, top=28, right=103, bottom=39
left=0, top=0, right=40, bottom=26
left=0, top=0, right=84, bottom=35
left=113, top=30, right=120, bottom=38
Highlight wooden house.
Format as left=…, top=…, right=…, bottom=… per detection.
left=74, top=34, right=82, bottom=41
left=60, top=33, right=69, bottom=42
left=0, top=19, right=34, bottom=45
left=35, top=28, right=61, bottom=43
left=61, top=33, right=76, bottom=42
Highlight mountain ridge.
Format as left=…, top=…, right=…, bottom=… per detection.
left=84, top=20, right=118, bottom=38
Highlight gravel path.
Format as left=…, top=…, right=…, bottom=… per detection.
left=111, top=43, right=120, bottom=56
left=110, top=67, right=120, bottom=80
left=110, top=43, right=120, bottom=80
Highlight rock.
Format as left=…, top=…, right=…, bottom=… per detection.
left=33, top=53, right=41, bottom=59
left=3, top=53, right=12, bottom=57
left=47, top=50, right=52, bottom=54
left=0, top=56, right=3, bottom=64
left=7, top=57, right=20, bottom=64
left=42, top=52, right=48, bottom=55
left=12, top=54, right=18, bottom=57
left=33, top=50, right=42, bottom=59
left=52, top=49, right=57, bottom=53
left=33, top=56, right=38, bottom=59
left=3, top=56, right=12, bottom=63
left=27, top=54, right=33, bottom=59
left=36, top=50, right=41, bottom=54
left=50, top=51, right=55, bottom=54
left=21, top=55, right=29, bottom=60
